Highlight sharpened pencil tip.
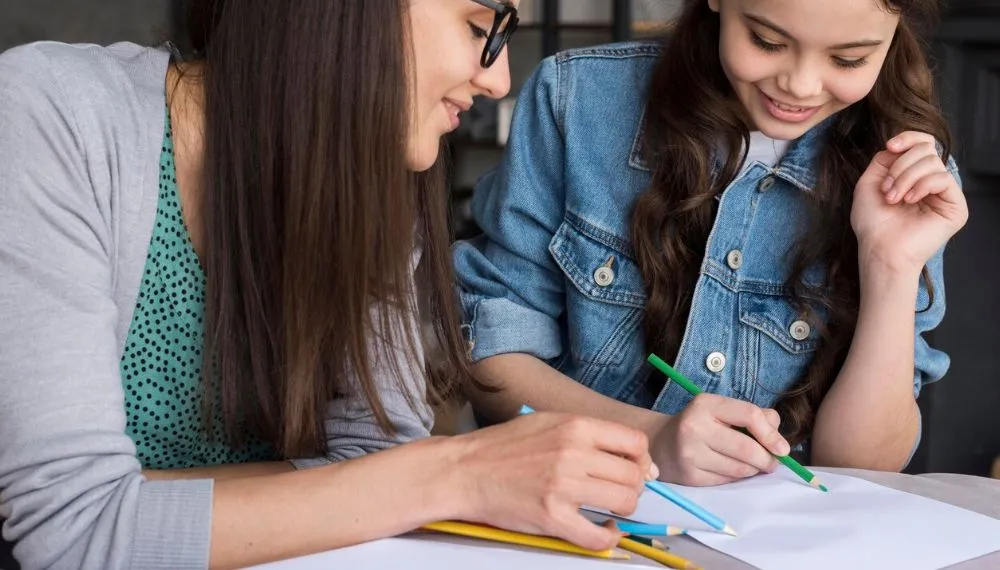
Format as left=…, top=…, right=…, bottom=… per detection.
left=810, top=478, right=829, bottom=492
left=723, top=525, right=738, bottom=536
left=611, top=549, right=631, bottom=560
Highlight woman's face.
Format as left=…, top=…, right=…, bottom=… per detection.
left=406, top=0, right=517, bottom=171
left=710, top=0, right=900, bottom=140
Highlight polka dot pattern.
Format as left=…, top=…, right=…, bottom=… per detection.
left=119, top=106, right=275, bottom=469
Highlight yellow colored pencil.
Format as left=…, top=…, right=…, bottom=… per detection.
left=618, top=536, right=702, bottom=569
left=421, top=521, right=631, bottom=560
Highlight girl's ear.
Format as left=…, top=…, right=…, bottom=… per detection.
left=708, top=0, right=721, bottom=13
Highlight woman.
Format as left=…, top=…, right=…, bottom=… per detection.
left=0, top=1, right=655, bottom=568
left=454, top=0, right=968, bottom=485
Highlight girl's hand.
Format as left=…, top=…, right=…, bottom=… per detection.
left=651, top=394, right=788, bottom=486
left=851, top=131, right=968, bottom=274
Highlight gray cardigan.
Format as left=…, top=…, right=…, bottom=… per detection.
left=0, top=42, right=432, bottom=570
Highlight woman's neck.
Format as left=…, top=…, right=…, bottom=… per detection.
left=165, top=62, right=207, bottom=260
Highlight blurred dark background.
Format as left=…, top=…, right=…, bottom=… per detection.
left=0, top=0, right=173, bottom=47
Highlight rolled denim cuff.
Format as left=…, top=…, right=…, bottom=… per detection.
left=464, top=297, right=562, bottom=363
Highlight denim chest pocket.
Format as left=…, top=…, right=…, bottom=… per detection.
left=737, top=292, right=821, bottom=406
left=548, top=217, right=646, bottom=367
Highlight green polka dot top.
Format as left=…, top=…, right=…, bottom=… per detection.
left=119, top=106, right=276, bottom=469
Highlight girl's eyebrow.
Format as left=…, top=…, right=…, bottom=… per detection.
left=745, top=13, right=884, bottom=50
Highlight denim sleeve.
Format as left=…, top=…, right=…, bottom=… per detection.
left=452, top=56, right=568, bottom=363
left=913, top=248, right=949, bottom=399
left=902, top=158, right=960, bottom=466
left=911, top=157, right=960, bottom=399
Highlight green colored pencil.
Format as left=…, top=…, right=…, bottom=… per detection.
left=625, top=534, right=669, bottom=551
left=647, top=353, right=828, bottom=492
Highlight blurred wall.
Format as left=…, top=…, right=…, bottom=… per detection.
left=0, top=0, right=171, bottom=51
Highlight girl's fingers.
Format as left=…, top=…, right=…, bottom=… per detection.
left=886, top=131, right=937, bottom=154
left=902, top=171, right=955, bottom=204
left=882, top=145, right=934, bottom=193
left=707, top=427, right=779, bottom=474
left=886, top=154, right=947, bottom=203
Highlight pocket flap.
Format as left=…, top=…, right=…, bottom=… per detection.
left=549, top=217, right=646, bottom=309
left=739, top=292, right=819, bottom=354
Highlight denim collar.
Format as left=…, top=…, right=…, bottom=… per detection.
left=628, top=112, right=833, bottom=193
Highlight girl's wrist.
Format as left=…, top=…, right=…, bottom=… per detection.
left=857, top=241, right=925, bottom=283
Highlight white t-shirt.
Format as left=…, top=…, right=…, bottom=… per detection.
left=741, top=130, right=790, bottom=172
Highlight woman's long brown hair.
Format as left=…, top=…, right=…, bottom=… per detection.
left=632, top=0, right=950, bottom=445
left=180, top=0, right=468, bottom=458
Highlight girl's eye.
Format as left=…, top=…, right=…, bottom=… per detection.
left=750, top=31, right=784, bottom=53
left=833, top=56, right=868, bottom=70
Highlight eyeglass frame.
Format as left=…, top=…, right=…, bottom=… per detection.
left=468, top=0, right=520, bottom=68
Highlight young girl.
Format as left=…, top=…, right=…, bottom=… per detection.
left=0, top=1, right=656, bottom=568
left=454, top=0, right=968, bottom=486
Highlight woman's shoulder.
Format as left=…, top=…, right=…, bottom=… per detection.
left=0, top=41, right=171, bottom=264
left=0, top=41, right=170, bottom=134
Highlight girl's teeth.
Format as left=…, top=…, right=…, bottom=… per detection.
left=775, top=100, right=806, bottom=112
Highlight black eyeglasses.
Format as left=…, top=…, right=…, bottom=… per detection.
left=469, top=0, right=519, bottom=68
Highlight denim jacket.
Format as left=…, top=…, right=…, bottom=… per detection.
left=453, top=42, right=954, bottom=421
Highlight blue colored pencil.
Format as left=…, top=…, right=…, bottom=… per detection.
left=645, top=480, right=736, bottom=536
left=616, top=521, right=687, bottom=537
left=519, top=405, right=737, bottom=536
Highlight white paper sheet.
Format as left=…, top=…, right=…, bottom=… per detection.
left=626, top=469, right=1000, bottom=570
left=247, top=532, right=660, bottom=569
left=247, top=470, right=1000, bottom=570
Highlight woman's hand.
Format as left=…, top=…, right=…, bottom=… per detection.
left=447, top=412, right=655, bottom=551
left=650, top=394, right=789, bottom=486
left=851, top=131, right=968, bottom=274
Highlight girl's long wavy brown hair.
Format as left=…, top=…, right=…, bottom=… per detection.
left=632, top=0, right=950, bottom=445
left=178, top=0, right=468, bottom=458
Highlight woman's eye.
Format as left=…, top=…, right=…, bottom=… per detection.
left=469, top=23, right=489, bottom=41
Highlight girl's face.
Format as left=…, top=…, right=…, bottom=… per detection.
left=406, top=0, right=516, bottom=171
left=710, top=0, right=900, bottom=141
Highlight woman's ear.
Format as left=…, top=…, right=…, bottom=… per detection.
left=708, top=0, right=721, bottom=13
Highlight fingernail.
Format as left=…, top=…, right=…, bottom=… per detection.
left=778, top=442, right=791, bottom=456
left=887, top=191, right=898, bottom=202
left=882, top=177, right=894, bottom=192
left=647, top=463, right=660, bottom=481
